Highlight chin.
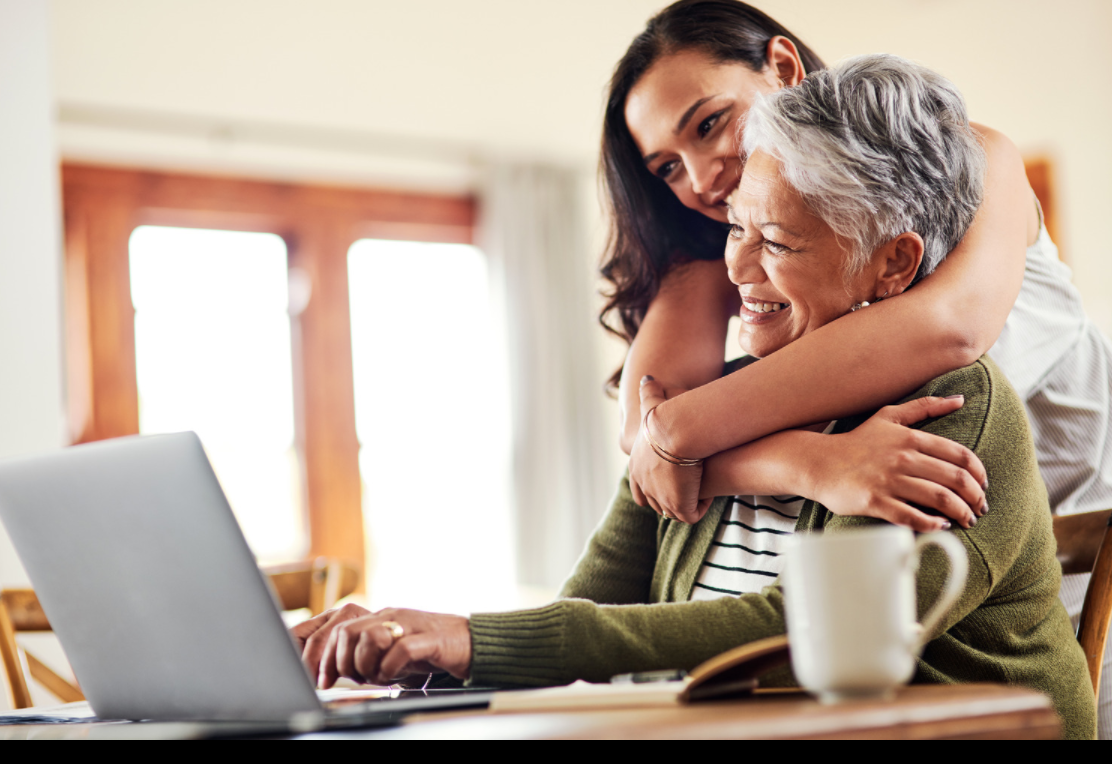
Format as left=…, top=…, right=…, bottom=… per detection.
left=737, top=332, right=788, bottom=360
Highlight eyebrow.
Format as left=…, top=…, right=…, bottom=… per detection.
left=641, top=95, right=719, bottom=167
left=758, top=222, right=804, bottom=238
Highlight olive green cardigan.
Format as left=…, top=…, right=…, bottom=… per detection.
left=468, top=357, right=1096, bottom=739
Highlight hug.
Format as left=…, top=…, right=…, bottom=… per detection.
left=294, top=51, right=1096, bottom=739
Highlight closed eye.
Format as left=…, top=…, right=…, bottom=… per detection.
left=763, top=239, right=793, bottom=255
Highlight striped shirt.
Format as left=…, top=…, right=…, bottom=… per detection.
left=690, top=423, right=836, bottom=601
left=690, top=494, right=801, bottom=600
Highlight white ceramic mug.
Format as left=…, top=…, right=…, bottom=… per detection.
left=782, top=526, right=968, bottom=703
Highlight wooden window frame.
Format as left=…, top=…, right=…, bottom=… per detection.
left=62, top=163, right=476, bottom=578
left=1024, top=157, right=1060, bottom=259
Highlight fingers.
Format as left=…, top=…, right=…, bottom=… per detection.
left=911, top=430, right=989, bottom=493
left=630, top=476, right=648, bottom=508
left=897, top=476, right=977, bottom=530
left=881, top=396, right=964, bottom=427
left=903, top=447, right=986, bottom=520
left=320, top=616, right=397, bottom=689
left=335, top=625, right=367, bottom=686
left=290, top=609, right=331, bottom=653
left=300, top=603, right=370, bottom=680
left=376, top=633, right=439, bottom=685
left=318, top=625, right=342, bottom=689
left=638, top=375, right=667, bottom=417
left=870, top=498, right=953, bottom=533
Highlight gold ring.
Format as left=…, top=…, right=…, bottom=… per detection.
left=382, top=620, right=405, bottom=643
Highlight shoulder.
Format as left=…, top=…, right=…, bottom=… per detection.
left=901, top=356, right=1030, bottom=457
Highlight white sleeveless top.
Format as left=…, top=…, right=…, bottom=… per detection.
left=988, top=218, right=1112, bottom=516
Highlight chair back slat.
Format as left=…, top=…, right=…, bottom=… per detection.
left=1054, top=509, right=1112, bottom=576
left=1076, top=516, right=1112, bottom=696
left=0, top=590, right=51, bottom=631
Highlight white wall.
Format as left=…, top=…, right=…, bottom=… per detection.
left=0, top=0, right=68, bottom=709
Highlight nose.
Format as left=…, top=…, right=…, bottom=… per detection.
left=726, top=239, right=762, bottom=286
left=687, top=154, right=723, bottom=197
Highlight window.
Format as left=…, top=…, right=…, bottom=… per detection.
left=348, top=239, right=516, bottom=613
left=62, top=164, right=477, bottom=587
left=130, top=226, right=304, bottom=563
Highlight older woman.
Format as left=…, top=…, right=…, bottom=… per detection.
left=293, top=56, right=1096, bottom=739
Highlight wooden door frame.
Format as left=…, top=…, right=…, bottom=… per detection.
left=62, top=163, right=476, bottom=576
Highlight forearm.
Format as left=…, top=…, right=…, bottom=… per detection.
left=699, top=430, right=824, bottom=500
left=617, top=259, right=739, bottom=453
left=654, top=127, right=1030, bottom=458
left=469, top=593, right=788, bottom=687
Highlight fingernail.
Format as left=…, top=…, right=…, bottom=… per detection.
left=943, top=395, right=964, bottom=401
left=982, top=478, right=989, bottom=490
left=641, top=375, right=654, bottom=385
left=940, top=521, right=952, bottom=530
left=981, top=501, right=989, bottom=515
left=968, top=516, right=977, bottom=527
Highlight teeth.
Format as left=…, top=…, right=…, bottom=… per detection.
left=743, top=300, right=787, bottom=314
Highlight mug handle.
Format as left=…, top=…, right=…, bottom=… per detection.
left=912, top=532, right=969, bottom=650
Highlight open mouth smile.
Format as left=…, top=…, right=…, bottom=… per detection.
left=740, top=299, right=790, bottom=324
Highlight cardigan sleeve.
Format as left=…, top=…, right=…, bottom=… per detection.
left=557, top=476, right=660, bottom=605
left=469, top=589, right=789, bottom=686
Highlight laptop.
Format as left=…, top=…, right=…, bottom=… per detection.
left=0, top=432, right=492, bottom=729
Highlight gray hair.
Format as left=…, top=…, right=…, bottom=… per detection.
left=742, top=54, right=986, bottom=282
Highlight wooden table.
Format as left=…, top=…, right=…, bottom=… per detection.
left=0, top=683, right=1060, bottom=740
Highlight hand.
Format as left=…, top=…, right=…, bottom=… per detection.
left=629, top=376, right=712, bottom=524
left=293, top=604, right=472, bottom=689
left=806, top=396, right=988, bottom=532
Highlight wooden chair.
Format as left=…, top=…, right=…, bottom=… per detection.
left=0, top=557, right=360, bottom=710
left=1054, top=508, right=1112, bottom=701
left=262, top=557, right=361, bottom=615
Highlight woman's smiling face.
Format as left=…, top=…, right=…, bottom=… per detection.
left=726, top=150, right=874, bottom=358
left=625, top=49, right=782, bottom=223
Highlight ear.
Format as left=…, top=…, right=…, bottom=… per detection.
left=873, top=232, right=924, bottom=299
left=765, top=36, right=805, bottom=88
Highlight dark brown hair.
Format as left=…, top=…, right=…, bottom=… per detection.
left=599, top=0, right=825, bottom=391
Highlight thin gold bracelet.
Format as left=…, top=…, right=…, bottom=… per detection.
left=642, top=405, right=703, bottom=467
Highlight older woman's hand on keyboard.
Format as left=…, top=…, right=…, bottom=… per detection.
left=293, top=605, right=471, bottom=688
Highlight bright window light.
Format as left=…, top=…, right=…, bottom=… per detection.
left=348, top=239, right=516, bottom=615
left=129, top=226, right=306, bottom=564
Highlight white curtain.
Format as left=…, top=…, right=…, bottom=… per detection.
left=480, top=163, right=613, bottom=589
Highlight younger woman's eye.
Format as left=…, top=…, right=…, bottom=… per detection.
left=698, top=109, right=728, bottom=138
left=655, top=160, right=680, bottom=180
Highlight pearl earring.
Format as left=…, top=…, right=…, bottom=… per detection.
left=851, top=290, right=890, bottom=312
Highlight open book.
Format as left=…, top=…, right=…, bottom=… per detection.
left=489, top=634, right=790, bottom=712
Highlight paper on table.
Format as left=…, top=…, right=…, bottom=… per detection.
left=0, top=700, right=104, bottom=725
left=489, top=679, right=690, bottom=713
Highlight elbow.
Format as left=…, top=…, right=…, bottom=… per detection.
left=941, top=318, right=991, bottom=369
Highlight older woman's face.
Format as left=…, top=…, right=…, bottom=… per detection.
left=726, top=150, right=872, bottom=358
